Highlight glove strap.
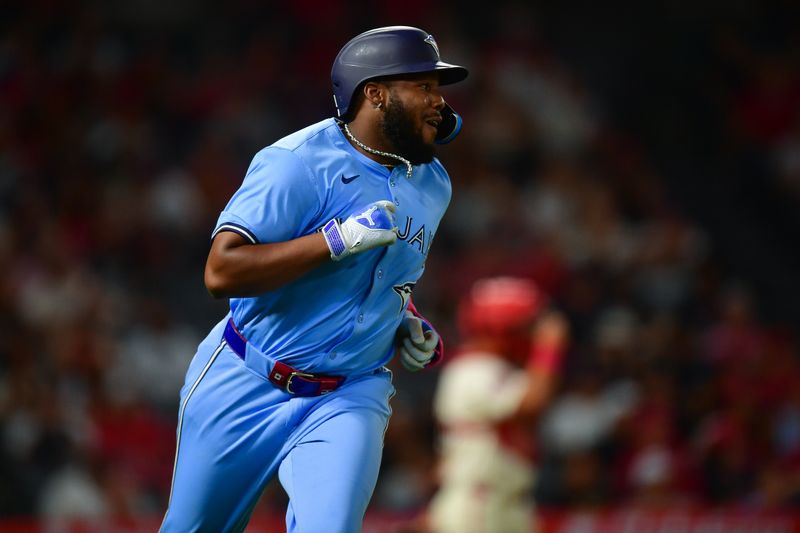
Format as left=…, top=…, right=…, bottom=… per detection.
left=322, top=219, right=348, bottom=261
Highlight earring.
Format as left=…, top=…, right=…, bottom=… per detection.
left=373, top=102, right=383, bottom=109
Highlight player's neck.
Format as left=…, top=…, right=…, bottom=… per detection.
left=464, top=337, right=519, bottom=362
left=342, top=119, right=398, bottom=167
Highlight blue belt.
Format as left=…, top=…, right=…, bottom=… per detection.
left=223, top=319, right=344, bottom=397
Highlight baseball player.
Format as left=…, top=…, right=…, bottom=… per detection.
left=159, top=26, right=468, bottom=532
left=428, top=277, right=569, bottom=533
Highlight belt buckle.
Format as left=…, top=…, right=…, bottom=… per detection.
left=285, top=370, right=314, bottom=395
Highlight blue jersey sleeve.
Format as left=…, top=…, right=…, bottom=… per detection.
left=213, top=147, right=323, bottom=244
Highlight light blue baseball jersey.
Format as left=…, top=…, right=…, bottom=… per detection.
left=162, top=118, right=452, bottom=532
left=212, top=117, right=451, bottom=375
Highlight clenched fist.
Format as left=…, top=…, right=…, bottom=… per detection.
left=396, top=310, right=440, bottom=371
left=323, top=200, right=398, bottom=261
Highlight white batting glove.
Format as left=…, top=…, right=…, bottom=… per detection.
left=322, top=200, right=398, bottom=261
left=397, top=310, right=440, bottom=371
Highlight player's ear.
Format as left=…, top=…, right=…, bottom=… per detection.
left=363, top=82, right=385, bottom=110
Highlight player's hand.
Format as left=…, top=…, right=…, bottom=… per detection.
left=397, top=310, right=439, bottom=371
left=322, top=200, right=398, bottom=261
left=527, top=310, right=569, bottom=376
left=532, top=311, right=569, bottom=351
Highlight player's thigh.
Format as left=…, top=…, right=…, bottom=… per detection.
left=161, top=344, right=290, bottom=533
left=278, top=370, right=394, bottom=533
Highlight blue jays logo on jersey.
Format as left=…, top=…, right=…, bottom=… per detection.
left=393, top=282, right=416, bottom=313
left=424, top=35, right=440, bottom=59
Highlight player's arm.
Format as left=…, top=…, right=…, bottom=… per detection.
left=205, top=200, right=399, bottom=298
left=512, top=311, right=569, bottom=421
left=204, top=231, right=330, bottom=298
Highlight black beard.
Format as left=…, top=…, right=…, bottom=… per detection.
left=381, top=97, right=435, bottom=165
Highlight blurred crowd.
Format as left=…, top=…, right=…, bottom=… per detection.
left=1, top=0, right=799, bottom=525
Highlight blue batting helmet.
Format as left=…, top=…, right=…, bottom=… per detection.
left=331, top=26, right=468, bottom=121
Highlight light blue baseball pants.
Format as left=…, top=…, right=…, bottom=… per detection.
left=160, top=317, right=395, bottom=532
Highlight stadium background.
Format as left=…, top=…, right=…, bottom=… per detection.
left=2, top=0, right=800, bottom=530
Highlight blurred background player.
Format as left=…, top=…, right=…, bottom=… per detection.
left=428, top=277, right=569, bottom=533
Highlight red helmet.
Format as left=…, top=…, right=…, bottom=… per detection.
left=458, top=277, right=548, bottom=336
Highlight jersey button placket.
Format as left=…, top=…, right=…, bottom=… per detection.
left=389, top=168, right=398, bottom=205
left=357, top=313, right=364, bottom=323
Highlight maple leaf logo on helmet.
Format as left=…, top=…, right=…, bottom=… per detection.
left=424, top=34, right=440, bottom=58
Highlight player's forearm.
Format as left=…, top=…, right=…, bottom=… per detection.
left=515, top=369, right=558, bottom=419
left=205, top=232, right=330, bottom=297
left=514, top=314, right=568, bottom=420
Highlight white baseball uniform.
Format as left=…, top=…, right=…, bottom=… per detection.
left=429, top=352, right=538, bottom=533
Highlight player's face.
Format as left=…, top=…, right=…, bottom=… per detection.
left=380, top=74, right=445, bottom=164
left=501, top=322, right=538, bottom=365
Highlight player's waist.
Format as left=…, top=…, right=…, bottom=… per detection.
left=224, top=319, right=346, bottom=396
left=223, top=319, right=383, bottom=397
left=232, top=305, right=400, bottom=375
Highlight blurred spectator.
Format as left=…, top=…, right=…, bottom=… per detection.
left=39, top=460, right=109, bottom=520
left=772, top=113, right=800, bottom=199
left=613, top=371, right=699, bottom=508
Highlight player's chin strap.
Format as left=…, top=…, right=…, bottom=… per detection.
left=342, top=122, right=413, bottom=178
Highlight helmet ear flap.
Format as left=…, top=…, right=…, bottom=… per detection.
left=435, top=102, right=463, bottom=144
